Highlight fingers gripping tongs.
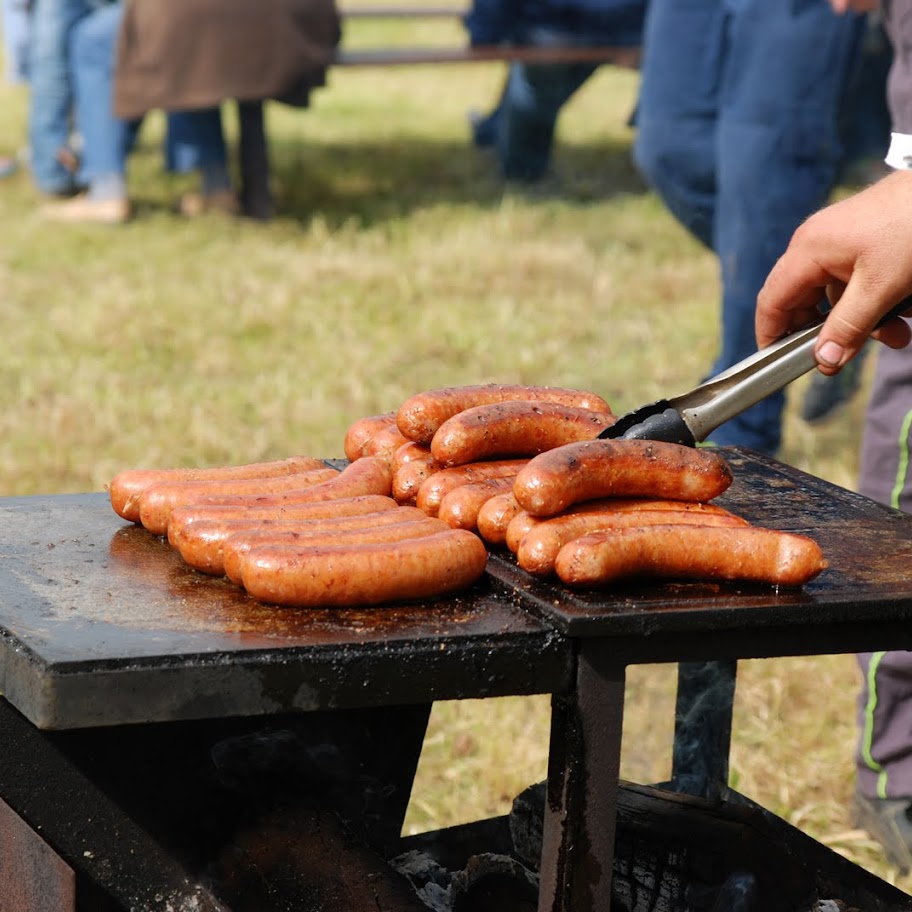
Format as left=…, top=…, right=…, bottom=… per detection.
left=599, top=299, right=912, bottom=446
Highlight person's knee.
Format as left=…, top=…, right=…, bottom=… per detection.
left=69, top=4, right=121, bottom=69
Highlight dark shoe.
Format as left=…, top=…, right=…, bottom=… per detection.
left=468, top=108, right=498, bottom=148
left=853, top=790, right=912, bottom=873
left=800, top=343, right=869, bottom=424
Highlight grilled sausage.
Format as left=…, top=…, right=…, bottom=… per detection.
left=416, top=459, right=528, bottom=517
left=430, top=401, right=617, bottom=467
left=239, top=528, right=489, bottom=607
left=397, top=384, right=613, bottom=445
left=360, top=425, right=411, bottom=463
left=513, top=440, right=734, bottom=516
left=392, top=441, right=435, bottom=471
left=476, top=492, right=522, bottom=546
left=516, top=507, right=750, bottom=577
left=437, top=477, right=517, bottom=531
left=167, top=494, right=398, bottom=548
left=109, top=455, right=327, bottom=523
left=138, top=467, right=339, bottom=534
left=554, top=525, right=827, bottom=588
left=140, top=457, right=393, bottom=535
left=392, top=457, right=441, bottom=505
left=174, top=505, right=429, bottom=576
left=222, top=515, right=449, bottom=584
left=343, top=412, right=397, bottom=462
left=503, top=498, right=734, bottom=553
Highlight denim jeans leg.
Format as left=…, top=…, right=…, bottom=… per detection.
left=497, top=59, right=594, bottom=180
left=28, top=0, right=94, bottom=193
left=3, top=0, right=31, bottom=83
left=707, top=0, right=863, bottom=452
left=70, top=4, right=137, bottom=186
left=165, top=108, right=228, bottom=174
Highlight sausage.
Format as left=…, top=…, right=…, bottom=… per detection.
left=137, top=467, right=339, bottom=535
left=396, top=384, right=614, bottom=445
left=437, top=477, right=517, bottom=531
left=430, top=401, right=616, bottom=467
left=392, top=458, right=441, bottom=505
left=167, top=494, right=398, bottom=549
left=516, top=507, right=750, bottom=577
left=554, top=525, right=828, bottom=588
left=238, top=528, right=489, bottom=607
left=512, top=440, right=734, bottom=516
left=503, top=498, right=734, bottom=553
left=222, top=515, right=450, bottom=584
left=360, top=425, right=411, bottom=463
left=140, top=457, right=393, bottom=536
left=108, top=455, right=327, bottom=523
left=174, top=505, right=429, bottom=576
left=343, top=412, right=397, bottom=462
left=476, top=492, right=522, bottom=546
left=392, top=441, right=435, bottom=472
left=416, top=459, right=528, bottom=517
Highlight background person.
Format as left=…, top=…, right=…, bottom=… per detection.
left=631, top=0, right=866, bottom=456
left=464, top=0, right=646, bottom=182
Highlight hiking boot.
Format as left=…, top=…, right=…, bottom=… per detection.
left=800, top=343, right=869, bottom=424
left=853, top=790, right=912, bottom=873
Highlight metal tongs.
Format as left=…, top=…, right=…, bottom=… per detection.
left=599, top=298, right=912, bottom=446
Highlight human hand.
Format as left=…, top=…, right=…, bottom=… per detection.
left=756, top=171, right=912, bottom=374
left=828, top=0, right=879, bottom=12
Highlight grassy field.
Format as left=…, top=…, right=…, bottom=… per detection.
left=1, top=13, right=907, bottom=893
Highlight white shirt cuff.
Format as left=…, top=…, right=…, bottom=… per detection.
left=885, top=132, right=912, bottom=170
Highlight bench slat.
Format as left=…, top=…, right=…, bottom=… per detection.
left=335, top=44, right=641, bottom=66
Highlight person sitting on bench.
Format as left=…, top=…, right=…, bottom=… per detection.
left=464, top=0, right=646, bottom=181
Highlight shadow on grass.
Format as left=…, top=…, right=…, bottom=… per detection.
left=253, top=133, right=648, bottom=227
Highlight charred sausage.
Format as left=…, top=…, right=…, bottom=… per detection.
left=476, top=492, right=522, bottom=546
left=109, top=455, right=327, bottom=523
left=239, top=528, right=489, bottom=607
left=554, top=525, right=827, bottom=587
left=437, top=477, right=517, bottom=531
left=416, top=459, right=527, bottom=517
left=512, top=440, right=733, bottom=516
left=430, top=401, right=616, bottom=467
left=343, top=412, right=397, bottom=462
left=516, top=507, right=750, bottom=577
left=396, top=384, right=613, bottom=444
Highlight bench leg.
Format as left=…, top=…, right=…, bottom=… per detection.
left=237, top=100, right=276, bottom=220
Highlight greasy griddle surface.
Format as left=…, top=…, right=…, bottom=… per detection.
left=486, top=448, right=912, bottom=640
left=0, top=494, right=566, bottom=729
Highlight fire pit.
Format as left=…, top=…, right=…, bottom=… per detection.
left=0, top=447, right=911, bottom=911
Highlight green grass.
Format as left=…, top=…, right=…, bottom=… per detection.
left=0, top=22, right=901, bottom=890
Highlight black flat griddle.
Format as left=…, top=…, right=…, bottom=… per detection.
left=3, top=448, right=912, bottom=731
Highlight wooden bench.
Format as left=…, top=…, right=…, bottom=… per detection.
left=237, top=5, right=641, bottom=218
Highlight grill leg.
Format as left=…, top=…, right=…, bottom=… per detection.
left=538, top=641, right=625, bottom=912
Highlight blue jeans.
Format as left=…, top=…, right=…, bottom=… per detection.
left=474, top=23, right=642, bottom=181
left=27, top=0, right=109, bottom=193
left=70, top=4, right=227, bottom=187
left=632, top=0, right=864, bottom=454
left=2, top=0, right=30, bottom=83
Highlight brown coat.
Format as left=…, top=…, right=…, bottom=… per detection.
left=114, top=0, right=341, bottom=119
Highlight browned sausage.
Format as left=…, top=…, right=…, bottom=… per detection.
left=239, top=528, right=489, bottom=606
left=516, top=507, right=750, bottom=577
left=416, top=459, right=528, bottom=517
left=437, top=477, right=517, bottom=531
left=167, top=494, right=398, bottom=549
left=108, top=455, right=327, bottom=523
left=392, top=441, right=435, bottom=472
left=141, top=457, right=393, bottom=535
left=554, top=525, right=827, bottom=588
left=222, top=515, right=449, bottom=584
left=138, top=467, right=339, bottom=534
left=505, top=510, right=537, bottom=553
left=430, top=401, right=616, bottom=467
left=174, top=505, right=429, bottom=576
left=512, top=440, right=734, bottom=516
left=343, top=412, right=397, bottom=462
left=360, top=425, right=411, bottom=463
left=396, top=384, right=614, bottom=444
left=392, top=458, right=441, bottom=505
left=476, top=492, right=522, bottom=546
